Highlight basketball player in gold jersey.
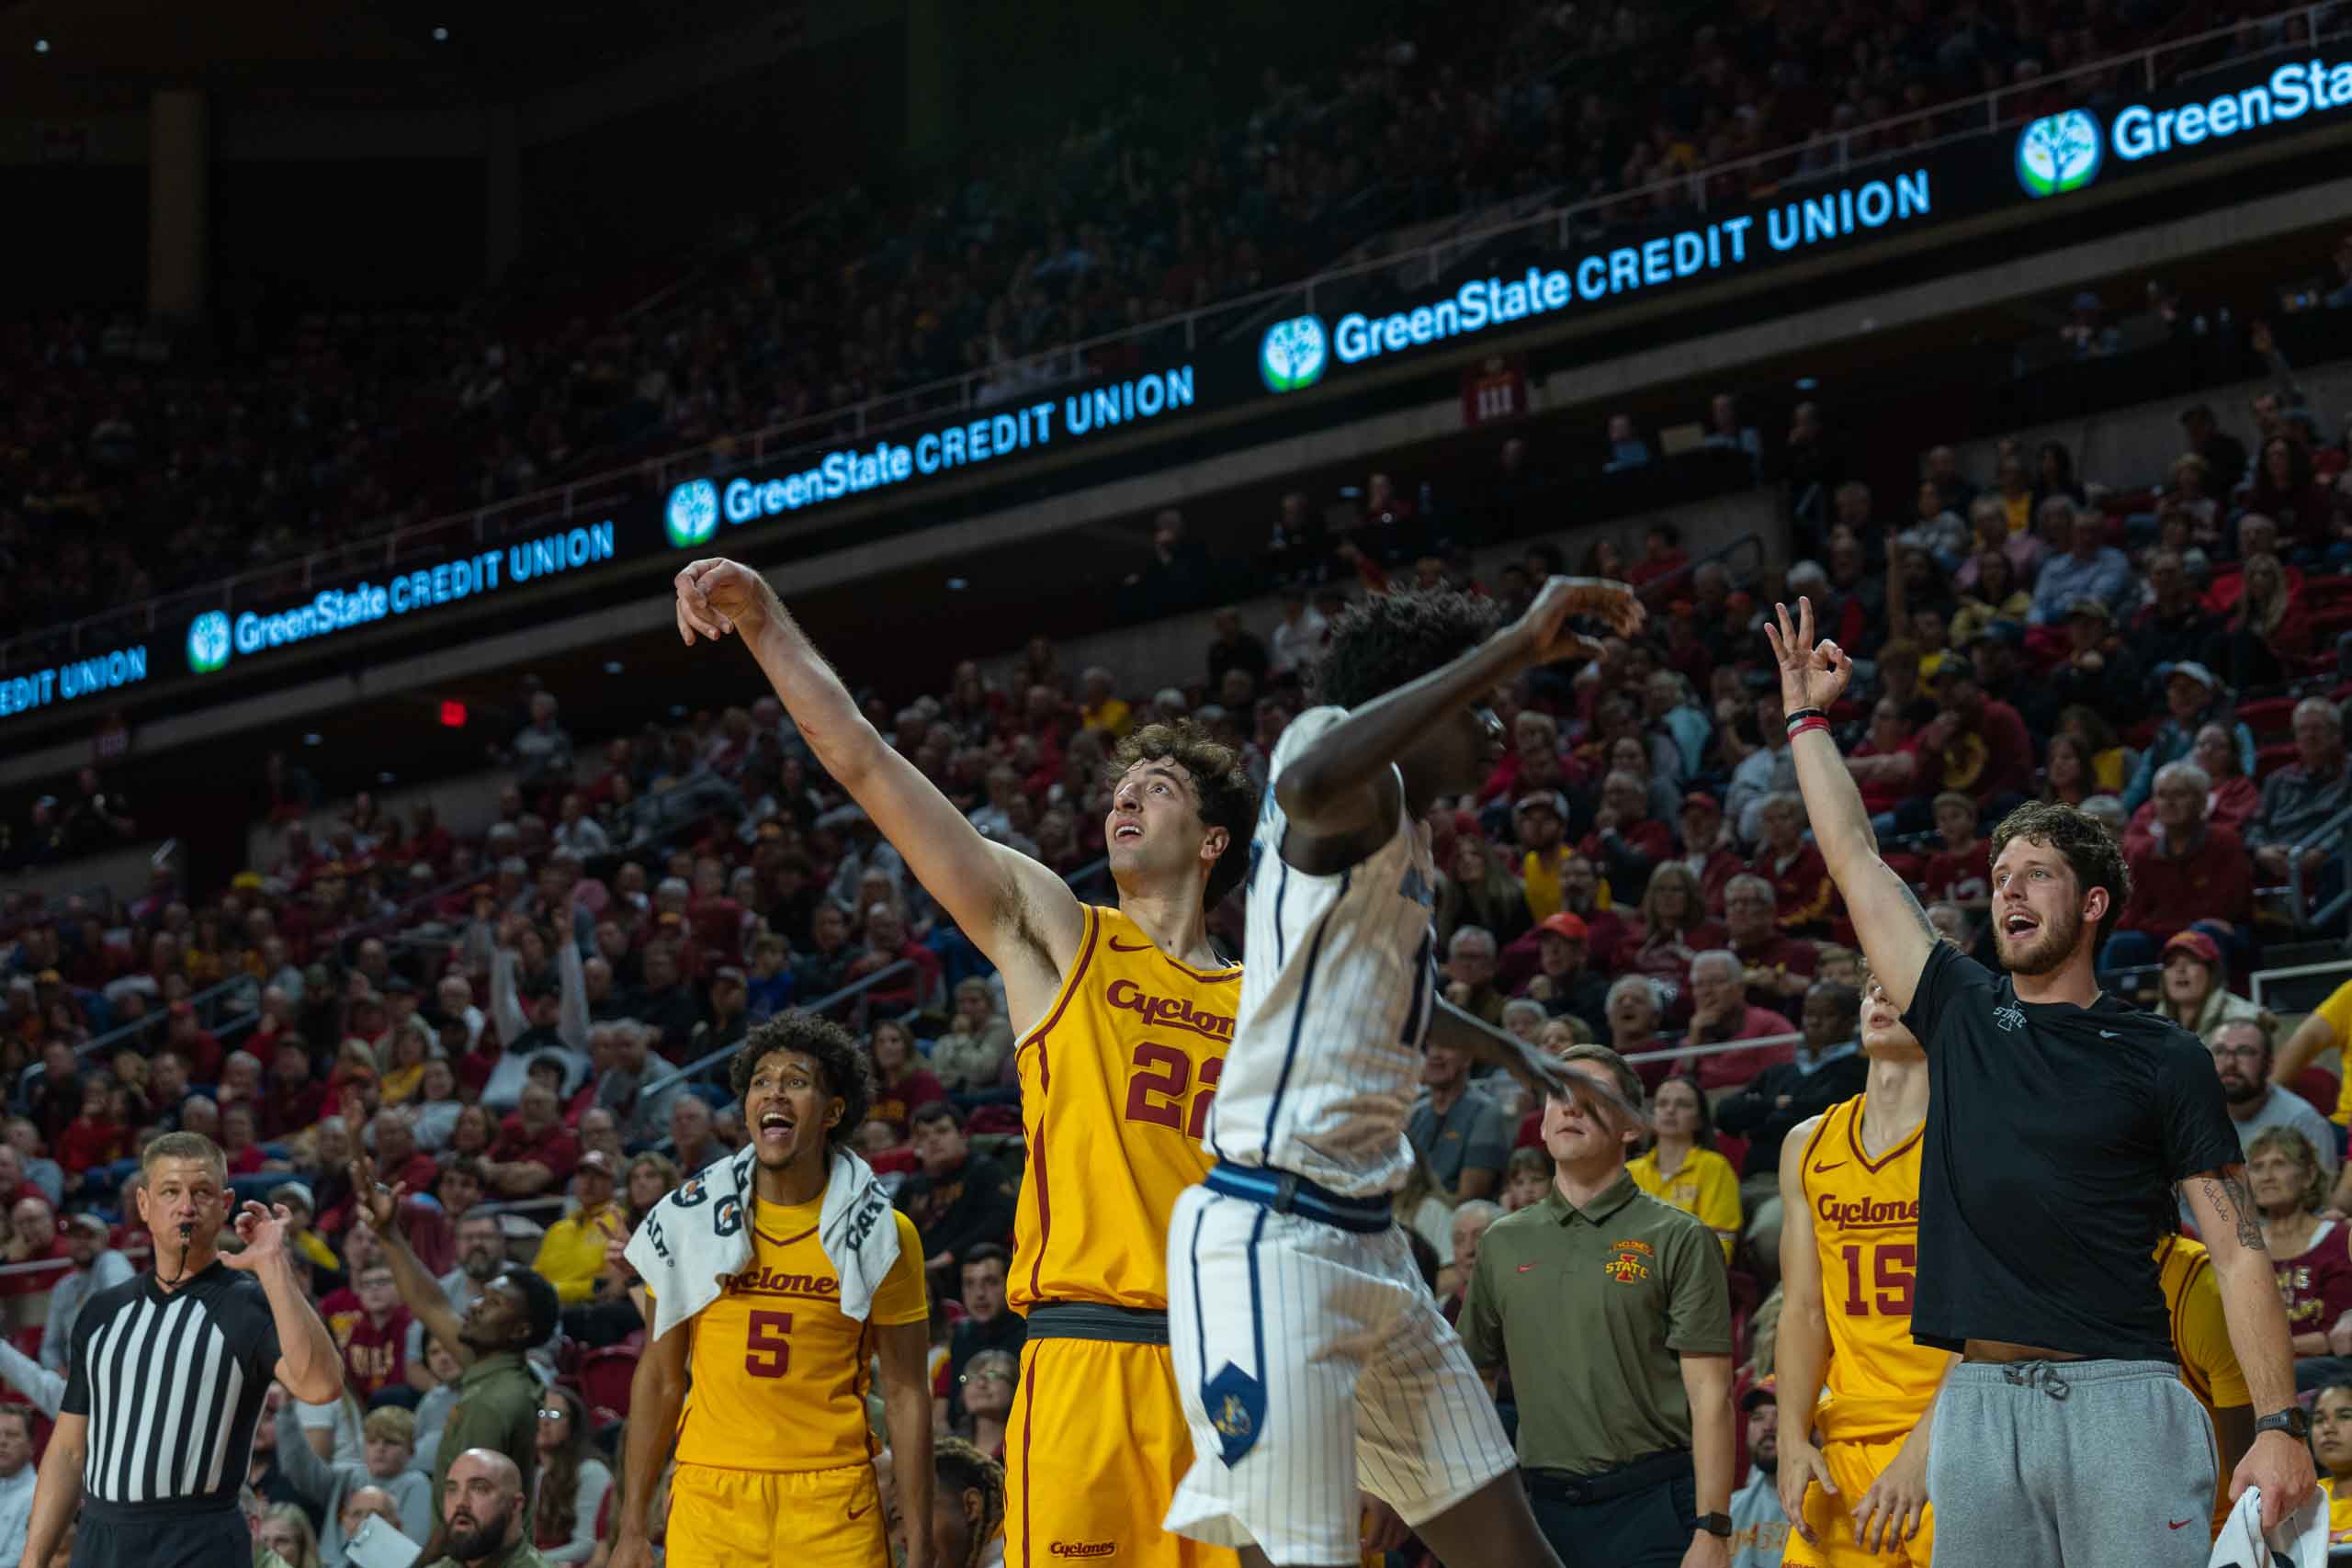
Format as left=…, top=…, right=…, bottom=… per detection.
left=1776, top=975, right=1953, bottom=1565
left=608, top=1014, right=933, bottom=1568
left=2155, top=1226, right=2254, bottom=1537
left=677, top=559, right=1258, bottom=1567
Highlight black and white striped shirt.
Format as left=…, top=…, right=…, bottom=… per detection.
left=62, top=1262, right=281, bottom=1514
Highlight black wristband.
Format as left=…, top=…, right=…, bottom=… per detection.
left=1783, top=706, right=1826, bottom=725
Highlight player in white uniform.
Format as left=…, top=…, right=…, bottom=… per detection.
left=1166, top=579, right=1646, bottom=1568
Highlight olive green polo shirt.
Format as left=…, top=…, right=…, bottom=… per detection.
left=433, top=1349, right=541, bottom=1506
left=1460, top=1168, right=1732, bottom=1477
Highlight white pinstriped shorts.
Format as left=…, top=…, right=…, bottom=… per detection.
left=1163, top=1183, right=1518, bottom=1562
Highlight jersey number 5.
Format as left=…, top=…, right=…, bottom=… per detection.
left=1840, top=1244, right=1917, bottom=1316
left=744, top=1310, right=793, bottom=1378
left=1125, top=1043, right=1223, bottom=1139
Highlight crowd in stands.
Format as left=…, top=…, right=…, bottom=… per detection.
left=0, top=336, right=2349, bottom=1558
left=3, top=1, right=2330, bottom=659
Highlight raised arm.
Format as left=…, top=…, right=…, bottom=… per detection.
left=1276, top=577, right=1642, bottom=857
left=555, top=932, right=589, bottom=1052
left=1764, top=600, right=1938, bottom=1012
left=676, top=559, right=1084, bottom=984
left=350, top=1155, right=468, bottom=1366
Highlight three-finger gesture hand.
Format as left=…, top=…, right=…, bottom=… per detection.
left=1762, top=598, right=1853, bottom=716
left=219, top=1202, right=294, bottom=1271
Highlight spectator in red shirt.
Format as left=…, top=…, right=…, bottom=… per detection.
left=1, top=1195, right=73, bottom=1333
left=1847, top=694, right=1936, bottom=834
left=1917, top=792, right=1992, bottom=916
left=162, top=1001, right=225, bottom=1084
left=2104, top=758, right=2256, bottom=976
left=1722, top=873, right=1816, bottom=1019
left=221, top=1101, right=273, bottom=1176
left=484, top=1082, right=581, bottom=1198
left=263, top=1037, right=328, bottom=1139
left=1668, top=792, right=1746, bottom=914
left=1626, top=520, right=1690, bottom=596
left=1919, top=653, right=2036, bottom=816
left=1684, top=949, right=1800, bottom=1092
left=1748, top=793, right=1836, bottom=937
left=1580, top=770, right=1673, bottom=905
left=56, top=1084, right=126, bottom=1186
left=866, top=1019, right=947, bottom=1135
left=1620, top=863, right=1724, bottom=1016
left=324, top=1258, right=413, bottom=1398
left=368, top=1106, right=441, bottom=1196
left=848, top=903, right=944, bottom=1013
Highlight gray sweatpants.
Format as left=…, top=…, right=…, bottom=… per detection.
left=1926, top=1359, right=2218, bottom=1568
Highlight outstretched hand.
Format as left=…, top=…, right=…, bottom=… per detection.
left=1762, top=597, right=1854, bottom=716
left=1515, top=576, right=1645, bottom=669
left=674, top=558, right=775, bottom=645
left=347, top=1152, right=405, bottom=1236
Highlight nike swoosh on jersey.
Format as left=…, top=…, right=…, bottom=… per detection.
left=2166, top=1519, right=2191, bottom=1529
left=1107, top=938, right=1156, bottom=953
left=1812, top=1160, right=1849, bottom=1173
left=848, top=1498, right=876, bottom=1521
left=1517, top=1264, right=1538, bottom=1272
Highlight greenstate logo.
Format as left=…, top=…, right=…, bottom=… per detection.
left=665, top=479, right=719, bottom=548
left=187, top=611, right=231, bottom=673
left=1260, top=315, right=1329, bottom=393
left=2016, top=109, right=2102, bottom=197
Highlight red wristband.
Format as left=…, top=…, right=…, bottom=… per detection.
left=1785, top=716, right=1832, bottom=740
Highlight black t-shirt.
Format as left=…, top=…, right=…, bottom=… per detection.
left=63, top=1261, right=283, bottom=1513
left=1901, top=943, right=2240, bottom=1359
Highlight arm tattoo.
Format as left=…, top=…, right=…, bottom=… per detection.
left=2200, top=1172, right=2268, bottom=1255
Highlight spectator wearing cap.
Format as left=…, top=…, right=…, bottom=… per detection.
left=38, top=1213, right=129, bottom=1382
left=2103, top=759, right=2255, bottom=976
left=1521, top=913, right=1612, bottom=1035
left=1582, top=771, right=1673, bottom=905
left=2025, top=498, right=2133, bottom=629
left=2120, top=660, right=2256, bottom=813
left=1462, top=1044, right=1736, bottom=1567
left=532, top=1150, right=625, bottom=1304
left=1747, top=795, right=1834, bottom=939
left=2130, top=549, right=2218, bottom=671
left=1917, top=653, right=2034, bottom=815
left=1728, top=1379, right=1791, bottom=1567
left=272, top=1179, right=344, bottom=1277
left=2250, top=697, right=2352, bottom=890
left=1671, top=794, right=1745, bottom=915
left=2153, top=929, right=2267, bottom=1043
left=1720, top=875, right=1816, bottom=1018
left=1515, top=790, right=1573, bottom=923
left=2044, top=597, right=2145, bottom=717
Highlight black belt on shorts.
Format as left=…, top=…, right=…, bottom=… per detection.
left=1526, top=1449, right=1693, bottom=1505
left=1205, top=1159, right=1394, bottom=1233
left=1024, top=1302, right=1170, bottom=1345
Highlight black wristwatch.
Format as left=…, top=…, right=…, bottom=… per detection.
left=2254, top=1406, right=2312, bottom=1441
left=1697, top=1511, right=1735, bottom=1539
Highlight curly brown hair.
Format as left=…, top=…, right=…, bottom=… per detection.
left=1110, top=720, right=1261, bottom=907
left=1988, top=800, right=2132, bottom=946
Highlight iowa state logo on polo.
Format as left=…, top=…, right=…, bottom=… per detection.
left=1603, top=1237, right=1655, bottom=1284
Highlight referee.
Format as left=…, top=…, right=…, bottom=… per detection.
left=21, top=1133, right=344, bottom=1568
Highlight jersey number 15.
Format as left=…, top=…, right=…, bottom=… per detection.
left=1125, top=1043, right=1222, bottom=1139
left=1841, top=1244, right=1917, bottom=1317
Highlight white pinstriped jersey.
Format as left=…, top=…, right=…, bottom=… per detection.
left=1203, top=705, right=1440, bottom=1199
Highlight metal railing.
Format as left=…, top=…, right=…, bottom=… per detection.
left=4, top=6, right=2340, bottom=679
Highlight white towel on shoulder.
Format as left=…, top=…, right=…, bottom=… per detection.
left=624, top=1144, right=902, bottom=1342
left=2206, top=1484, right=2329, bottom=1568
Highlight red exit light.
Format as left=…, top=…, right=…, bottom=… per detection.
left=439, top=701, right=468, bottom=728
